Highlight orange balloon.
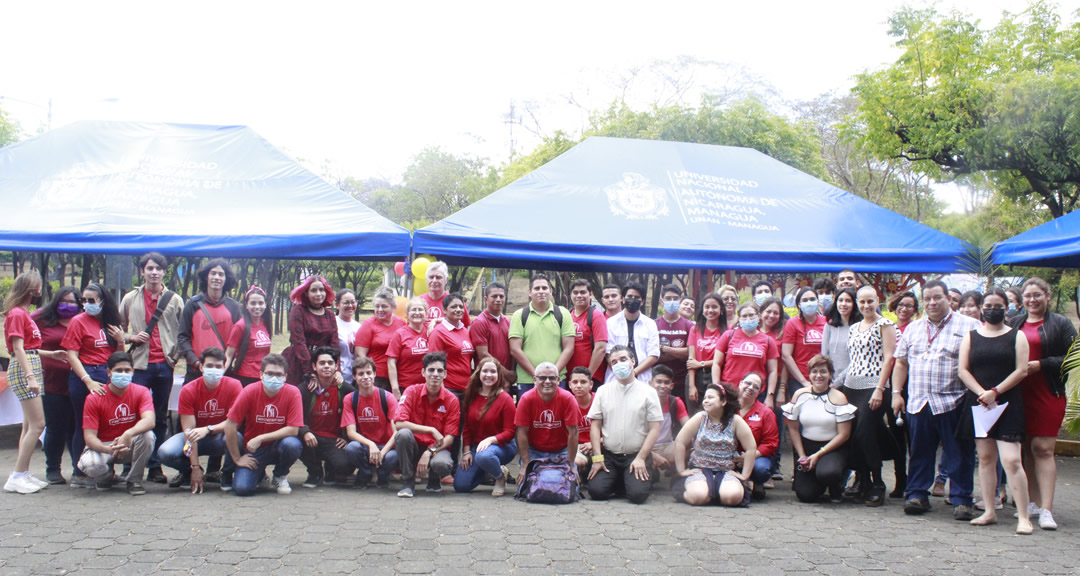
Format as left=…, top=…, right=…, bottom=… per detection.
left=394, top=295, right=408, bottom=320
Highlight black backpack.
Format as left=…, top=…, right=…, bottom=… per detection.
left=521, top=304, right=592, bottom=343
left=352, top=387, right=390, bottom=423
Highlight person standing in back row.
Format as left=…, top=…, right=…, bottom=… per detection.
left=655, top=284, right=694, bottom=401
left=178, top=259, right=243, bottom=384
left=605, top=282, right=660, bottom=385
left=509, top=274, right=574, bottom=398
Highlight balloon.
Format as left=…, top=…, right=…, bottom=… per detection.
left=394, top=295, right=408, bottom=319
left=413, top=276, right=428, bottom=296
left=411, top=257, right=431, bottom=278
left=394, top=261, right=406, bottom=275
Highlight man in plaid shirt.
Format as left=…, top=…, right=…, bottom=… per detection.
left=892, top=279, right=982, bottom=520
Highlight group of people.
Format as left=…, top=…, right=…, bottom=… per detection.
left=2, top=255, right=1074, bottom=530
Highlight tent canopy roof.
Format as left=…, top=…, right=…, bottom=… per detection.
left=993, top=210, right=1080, bottom=268
left=0, top=121, right=410, bottom=259
left=414, top=137, right=972, bottom=273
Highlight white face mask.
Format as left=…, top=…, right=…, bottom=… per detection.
left=613, top=361, right=633, bottom=380
left=203, top=367, right=225, bottom=384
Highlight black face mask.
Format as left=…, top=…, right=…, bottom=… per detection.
left=982, top=308, right=1006, bottom=325
left=29, top=294, right=41, bottom=307
left=624, top=298, right=642, bottom=314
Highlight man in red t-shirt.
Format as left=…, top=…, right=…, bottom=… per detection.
left=392, top=352, right=460, bottom=498
left=469, top=282, right=515, bottom=380
left=298, top=347, right=353, bottom=488
left=568, top=279, right=608, bottom=388
left=78, top=352, right=156, bottom=495
left=224, top=353, right=304, bottom=496
left=343, top=357, right=400, bottom=488
left=655, top=284, right=694, bottom=399
left=515, top=362, right=580, bottom=470
left=158, top=347, right=242, bottom=493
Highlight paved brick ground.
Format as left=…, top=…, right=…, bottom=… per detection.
left=1, top=425, right=1078, bottom=575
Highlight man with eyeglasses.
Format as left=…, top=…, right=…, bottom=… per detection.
left=515, top=362, right=580, bottom=482
left=604, top=282, right=660, bottom=385
left=892, top=280, right=981, bottom=520
left=392, top=352, right=460, bottom=498
left=224, top=353, right=304, bottom=496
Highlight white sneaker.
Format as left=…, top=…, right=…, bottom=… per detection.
left=26, top=475, right=49, bottom=489
left=1039, top=509, right=1057, bottom=530
left=4, top=473, right=42, bottom=494
left=272, top=476, right=292, bottom=495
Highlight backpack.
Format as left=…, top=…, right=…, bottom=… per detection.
left=515, top=456, right=578, bottom=504
left=352, top=387, right=390, bottom=422
left=520, top=304, right=566, bottom=332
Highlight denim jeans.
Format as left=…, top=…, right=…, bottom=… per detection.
left=68, top=364, right=107, bottom=476
left=751, top=456, right=773, bottom=485
left=132, top=361, right=175, bottom=469
left=454, top=440, right=517, bottom=493
left=345, top=441, right=399, bottom=486
left=43, top=391, right=75, bottom=475
left=906, top=405, right=974, bottom=505
left=158, top=431, right=240, bottom=478
left=232, top=437, right=303, bottom=496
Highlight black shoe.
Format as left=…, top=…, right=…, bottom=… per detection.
left=95, top=473, right=115, bottom=492
left=303, top=475, right=323, bottom=488
left=953, top=504, right=974, bottom=521
left=167, top=473, right=190, bottom=489
left=203, top=471, right=222, bottom=484
left=127, top=481, right=146, bottom=496
left=751, top=483, right=766, bottom=502
left=843, top=479, right=864, bottom=499
left=45, top=471, right=66, bottom=485
left=146, top=468, right=168, bottom=484
left=864, top=485, right=886, bottom=507
left=904, top=497, right=931, bottom=515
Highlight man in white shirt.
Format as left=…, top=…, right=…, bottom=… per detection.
left=605, top=282, right=660, bottom=384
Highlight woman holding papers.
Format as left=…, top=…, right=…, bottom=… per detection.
left=958, top=287, right=1032, bottom=534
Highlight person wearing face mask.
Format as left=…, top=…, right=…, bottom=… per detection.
left=283, top=275, right=340, bottom=387
left=297, top=347, right=354, bottom=489
left=781, top=287, right=828, bottom=398
left=1005, top=287, right=1024, bottom=319
left=586, top=346, right=663, bottom=504
left=77, top=352, right=156, bottom=495
left=387, top=297, right=430, bottom=398
left=509, top=274, right=575, bottom=398
left=655, top=284, right=694, bottom=400
left=177, top=259, right=243, bottom=384
left=566, top=279, right=609, bottom=391
left=32, top=286, right=82, bottom=485
left=225, top=286, right=274, bottom=387
left=117, top=252, right=185, bottom=485
left=814, top=277, right=837, bottom=315
left=420, top=261, right=471, bottom=327
left=158, top=347, right=242, bottom=493
left=354, top=287, right=406, bottom=392
left=343, top=358, right=400, bottom=489
left=958, top=287, right=1033, bottom=533
left=3, top=272, right=49, bottom=494
left=752, top=281, right=774, bottom=308
left=713, top=303, right=779, bottom=407
left=822, top=287, right=862, bottom=388
left=454, top=357, right=517, bottom=496
left=62, top=282, right=123, bottom=489
left=225, top=354, right=304, bottom=497
left=605, top=282, right=660, bottom=386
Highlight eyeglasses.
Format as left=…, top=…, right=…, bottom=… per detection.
left=1023, top=292, right=1046, bottom=301
left=535, top=375, right=559, bottom=382
left=80, top=297, right=98, bottom=304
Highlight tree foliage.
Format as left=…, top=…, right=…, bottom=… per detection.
left=851, top=2, right=1080, bottom=217
left=0, top=105, right=23, bottom=148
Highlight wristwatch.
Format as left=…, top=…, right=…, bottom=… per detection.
left=427, top=446, right=438, bottom=455
left=207, top=424, right=215, bottom=434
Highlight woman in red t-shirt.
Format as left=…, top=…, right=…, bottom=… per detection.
left=427, top=293, right=474, bottom=394
left=388, top=297, right=430, bottom=399
left=226, top=286, right=274, bottom=387
left=455, top=356, right=516, bottom=496
left=283, top=276, right=340, bottom=386
left=781, top=287, right=827, bottom=401
left=31, top=286, right=82, bottom=485
left=354, top=287, right=406, bottom=392
left=714, top=302, right=779, bottom=407
left=687, top=292, right=727, bottom=411
left=3, top=272, right=49, bottom=493
left=61, top=282, right=121, bottom=486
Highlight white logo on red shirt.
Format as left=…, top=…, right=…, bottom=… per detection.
left=314, top=400, right=332, bottom=416
left=94, top=329, right=110, bottom=348
left=805, top=329, right=823, bottom=344
left=198, top=398, right=224, bottom=419
left=412, top=337, right=428, bottom=355
left=575, top=324, right=584, bottom=339
left=108, top=403, right=136, bottom=426
left=732, top=341, right=765, bottom=358
left=461, top=340, right=473, bottom=353
left=748, top=413, right=761, bottom=422
left=358, top=406, right=379, bottom=422
left=534, top=409, right=562, bottom=429
left=254, top=330, right=272, bottom=348
left=437, top=405, right=447, bottom=413
left=427, top=308, right=442, bottom=319
left=256, top=403, right=285, bottom=425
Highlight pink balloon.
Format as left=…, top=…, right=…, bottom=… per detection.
left=394, top=261, right=406, bottom=275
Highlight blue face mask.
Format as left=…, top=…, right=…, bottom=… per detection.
left=612, top=361, right=633, bottom=380
left=740, top=318, right=760, bottom=332
left=1008, top=303, right=1017, bottom=314
left=84, top=302, right=103, bottom=316
left=263, top=375, right=286, bottom=392
left=800, top=301, right=820, bottom=317
left=819, top=295, right=834, bottom=312
left=663, top=301, right=680, bottom=315
left=754, top=294, right=769, bottom=306
left=202, top=367, right=225, bottom=384
left=110, top=372, right=132, bottom=388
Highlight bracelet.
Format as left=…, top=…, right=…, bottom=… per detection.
left=592, top=454, right=605, bottom=463
left=892, top=390, right=903, bottom=395
left=991, top=387, right=1000, bottom=395
left=875, top=386, right=886, bottom=392
left=191, top=464, right=203, bottom=470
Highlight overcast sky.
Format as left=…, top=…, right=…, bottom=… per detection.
left=2, top=1, right=1061, bottom=211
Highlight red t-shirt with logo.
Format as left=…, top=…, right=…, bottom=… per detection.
left=427, top=320, right=474, bottom=392
left=354, top=315, right=406, bottom=378
left=514, top=387, right=581, bottom=454
left=387, top=325, right=429, bottom=390
left=341, top=389, right=400, bottom=445
left=226, top=318, right=273, bottom=378
left=83, top=384, right=153, bottom=442
left=420, top=292, right=471, bottom=327
left=226, top=383, right=304, bottom=440
left=688, top=325, right=724, bottom=364
left=306, top=388, right=342, bottom=439
left=782, top=315, right=827, bottom=380
left=394, top=386, right=461, bottom=448
left=192, top=299, right=235, bottom=357
left=569, top=307, right=609, bottom=381
left=715, top=329, right=779, bottom=385
left=142, top=289, right=166, bottom=364
left=656, top=315, right=694, bottom=387
left=574, top=393, right=594, bottom=445
left=61, top=313, right=117, bottom=366
left=5, top=306, right=42, bottom=351
left=178, top=376, right=243, bottom=428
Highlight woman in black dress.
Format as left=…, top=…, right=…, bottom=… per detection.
left=958, top=287, right=1032, bottom=534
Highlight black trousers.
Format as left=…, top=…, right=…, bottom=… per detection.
left=300, top=435, right=352, bottom=481
left=587, top=448, right=653, bottom=504
left=842, top=386, right=886, bottom=484
left=793, top=438, right=846, bottom=503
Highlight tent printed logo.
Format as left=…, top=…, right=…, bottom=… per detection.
left=256, top=403, right=284, bottom=425
left=535, top=409, right=561, bottom=429
left=254, top=329, right=273, bottom=348
left=108, top=403, right=135, bottom=426
left=198, top=398, right=223, bottom=419
left=605, top=173, right=669, bottom=220
left=732, top=341, right=765, bottom=358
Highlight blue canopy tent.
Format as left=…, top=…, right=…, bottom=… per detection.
left=0, top=121, right=410, bottom=259
left=993, top=211, right=1080, bottom=268
left=414, top=137, right=972, bottom=272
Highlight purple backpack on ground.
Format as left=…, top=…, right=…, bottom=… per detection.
left=515, top=457, right=578, bottom=504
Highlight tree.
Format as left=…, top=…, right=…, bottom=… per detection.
left=0, top=105, right=22, bottom=148
left=851, top=2, right=1080, bottom=217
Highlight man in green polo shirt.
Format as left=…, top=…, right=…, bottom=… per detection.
left=509, top=274, right=575, bottom=400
